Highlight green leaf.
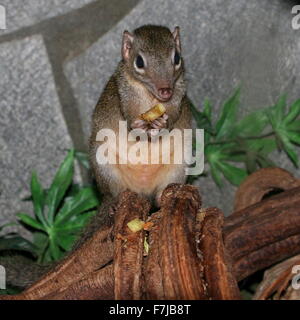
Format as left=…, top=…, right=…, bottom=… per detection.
left=245, top=154, right=257, bottom=174
left=281, top=135, right=299, bottom=167
left=58, top=234, right=77, bottom=251
left=206, top=145, right=223, bottom=187
left=287, top=120, right=300, bottom=132
left=265, top=98, right=300, bottom=168
left=43, top=248, right=53, bottom=263
left=49, top=238, right=61, bottom=261
left=203, top=98, right=212, bottom=121
left=31, top=172, right=47, bottom=227
left=32, top=232, right=48, bottom=250
left=55, top=188, right=99, bottom=225
left=74, top=151, right=90, bottom=170
left=206, top=140, right=248, bottom=186
left=218, top=162, right=248, bottom=186
left=0, top=236, right=36, bottom=253
left=221, top=150, right=246, bottom=163
left=256, top=154, right=276, bottom=168
left=190, top=102, right=214, bottom=134
left=287, top=131, right=300, bottom=145
left=274, top=95, right=287, bottom=123
left=210, top=163, right=223, bottom=187
left=32, top=232, right=50, bottom=262
left=232, top=109, right=269, bottom=137
left=64, top=184, right=82, bottom=203
left=220, top=138, right=277, bottom=173
left=45, top=150, right=75, bottom=223
left=284, top=99, right=300, bottom=124
left=17, top=213, right=45, bottom=232
left=58, top=210, right=95, bottom=229
left=266, top=108, right=276, bottom=130
left=246, top=138, right=277, bottom=155
left=202, top=91, right=300, bottom=187
left=216, top=88, right=240, bottom=139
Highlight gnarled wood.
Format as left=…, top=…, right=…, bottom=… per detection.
left=41, top=264, right=114, bottom=300
left=113, top=191, right=150, bottom=300
left=0, top=225, right=113, bottom=300
left=2, top=168, right=300, bottom=300
left=143, top=210, right=165, bottom=299
left=232, top=233, right=300, bottom=281
left=147, top=184, right=208, bottom=300
left=224, top=186, right=300, bottom=281
left=233, top=167, right=300, bottom=212
left=197, top=208, right=241, bottom=300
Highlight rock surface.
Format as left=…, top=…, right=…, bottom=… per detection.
left=64, top=0, right=300, bottom=214
left=0, top=35, right=74, bottom=235
left=0, top=0, right=96, bottom=35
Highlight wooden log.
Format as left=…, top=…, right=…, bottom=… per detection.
left=148, top=184, right=208, bottom=300
left=225, top=186, right=300, bottom=281
left=233, top=234, right=300, bottom=281
left=2, top=173, right=300, bottom=300
left=143, top=210, right=165, bottom=299
left=197, top=208, right=241, bottom=300
left=113, top=191, right=151, bottom=300
left=233, top=167, right=300, bottom=212
left=41, top=265, right=114, bottom=300
left=0, top=225, right=114, bottom=300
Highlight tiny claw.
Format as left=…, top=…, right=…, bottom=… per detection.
left=151, top=123, right=161, bottom=129
left=132, top=119, right=146, bottom=129
left=153, top=119, right=164, bottom=127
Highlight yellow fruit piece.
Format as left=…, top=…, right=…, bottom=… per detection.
left=127, top=218, right=145, bottom=233
left=141, top=103, right=166, bottom=122
left=144, top=237, right=149, bottom=255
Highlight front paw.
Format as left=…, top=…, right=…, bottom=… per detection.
left=148, top=113, right=169, bottom=137
left=131, top=114, right=169, bottom=138
left=131, top=119, right=149, bottom=131
left=150, top=113, right=168, bottom=129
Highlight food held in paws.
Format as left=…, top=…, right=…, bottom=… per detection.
left=140, top=104, right=166, bottom=122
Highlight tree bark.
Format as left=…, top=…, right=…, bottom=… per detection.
left=197, top=208, right=241, bottom=299
left=225, top=169, right=300, bottom=281
left=1, top=168, right=300, bottom=300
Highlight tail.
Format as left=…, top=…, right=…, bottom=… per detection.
left=0, top=252, right=50, bottom=290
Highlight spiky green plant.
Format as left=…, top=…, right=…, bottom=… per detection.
left=191, top=90, right=300, bottom=186
left=1, top=150, right=100, bottom=263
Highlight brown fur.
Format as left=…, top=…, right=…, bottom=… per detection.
left=90, top=25, right=192, bottom=207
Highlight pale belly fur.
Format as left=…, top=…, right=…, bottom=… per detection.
left=111, top=134, right=184, bottom=196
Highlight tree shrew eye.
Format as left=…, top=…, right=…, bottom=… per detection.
left=174, top=51, right=181, bottom=65
left=136, top=55, right=144, bottom=69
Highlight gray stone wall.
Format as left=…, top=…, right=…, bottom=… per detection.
left=0, top=0, right=299, bottom=236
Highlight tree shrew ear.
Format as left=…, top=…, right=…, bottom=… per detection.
left=172, top=26, right=181, bottom=52
left=122, top=30, right=134, bottom=61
